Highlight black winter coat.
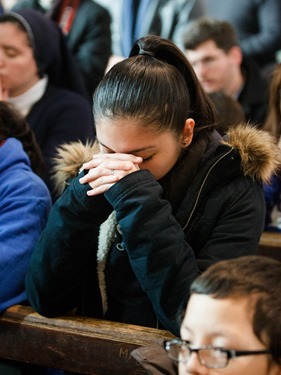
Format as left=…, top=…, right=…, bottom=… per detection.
left=25, top=126, right=279, bottom=336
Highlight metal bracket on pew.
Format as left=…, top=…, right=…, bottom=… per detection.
left=0, top=305, right=175, bottom=375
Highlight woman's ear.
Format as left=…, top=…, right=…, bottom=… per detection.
left=182, top=118, right=195, bottom=148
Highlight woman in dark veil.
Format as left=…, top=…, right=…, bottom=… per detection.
left=0, top=9, right=95, bottom=200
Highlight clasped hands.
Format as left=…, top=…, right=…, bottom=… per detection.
left=79, top=153, right=143, bottom=196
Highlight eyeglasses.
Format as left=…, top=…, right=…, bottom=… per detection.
left=164, top=339, right=271, bottom=369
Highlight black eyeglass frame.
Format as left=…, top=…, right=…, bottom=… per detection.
left=163, top=339, right=271, bottom=369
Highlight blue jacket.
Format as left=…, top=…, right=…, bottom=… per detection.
left=25, top=126, right=279, bottom=336
left=0, top=138, right=52, bottom=312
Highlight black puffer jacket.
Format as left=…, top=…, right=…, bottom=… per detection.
left=26, top=125, right=280, bottom=336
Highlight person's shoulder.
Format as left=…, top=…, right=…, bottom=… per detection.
left=0, top=138, right=28, bottom=165
left=11, top=0, right=37, bottom=10
left=242, top=57, right=268, bottom=92
left=43, top=85, right=92, bottom=108
left=0, top=139, right=50, bottom=199
left=79, top=0, right=111, bottom=17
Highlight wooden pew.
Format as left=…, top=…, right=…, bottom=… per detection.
left=3, top=234, right=279, bottom=375
left=0, top=305, right=174, bottom=375
left=258, top=231, right=281, bottom=262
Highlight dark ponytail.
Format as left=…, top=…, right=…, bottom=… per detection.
left=130, top=36, right=216, bottom=129
left=94, top=35, right=215, bottom=135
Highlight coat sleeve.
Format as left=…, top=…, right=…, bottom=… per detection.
left=105, top=170, right=199, bottom=336
left=25, top=172, right=112, bottom=317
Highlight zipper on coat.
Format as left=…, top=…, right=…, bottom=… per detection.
left=183, top=147, right=234, bottom=230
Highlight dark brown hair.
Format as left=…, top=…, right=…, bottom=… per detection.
left=263, top=63, right=281, bottom=139
left=183, top=17, right=239, bottom=52
left=94, top=35, right=215, bottom=137
left=0, top=102, right=45, bottom=177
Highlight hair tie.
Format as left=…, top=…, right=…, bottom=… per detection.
left=138, top=48, right=155, bottom=57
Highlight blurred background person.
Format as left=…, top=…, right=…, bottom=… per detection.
left=0, top=9, right=95, bottom=200
left=202, top=0, right=281, bottom=80
left=263, top=64, right=281, bottom=139
left=183, top=17, right=269, bottom=127
left=2, top=0, right=17, bottom=9
left=12, top=0, right=111, bottom=96
left=208, top=91, right=246, bottom=135
left=95, top=0, right=205, bottom=70
left=262, top=64, right=281, bottom=231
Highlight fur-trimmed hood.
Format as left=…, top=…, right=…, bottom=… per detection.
left=52, top=124, right=281, bottom=195
left=221, top=124, right=281, bottom=183
left=51, top=141, right=100, bottom=195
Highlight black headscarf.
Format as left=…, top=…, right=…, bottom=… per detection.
left=0, top=9, right=89, bottom=100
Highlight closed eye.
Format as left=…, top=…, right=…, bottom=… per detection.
left=142, top=155, right=154, bottom=163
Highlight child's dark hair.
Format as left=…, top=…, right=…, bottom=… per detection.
left=94, top=35, right=215, bottom=137
left=0, top=102, right=45, bottom=177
